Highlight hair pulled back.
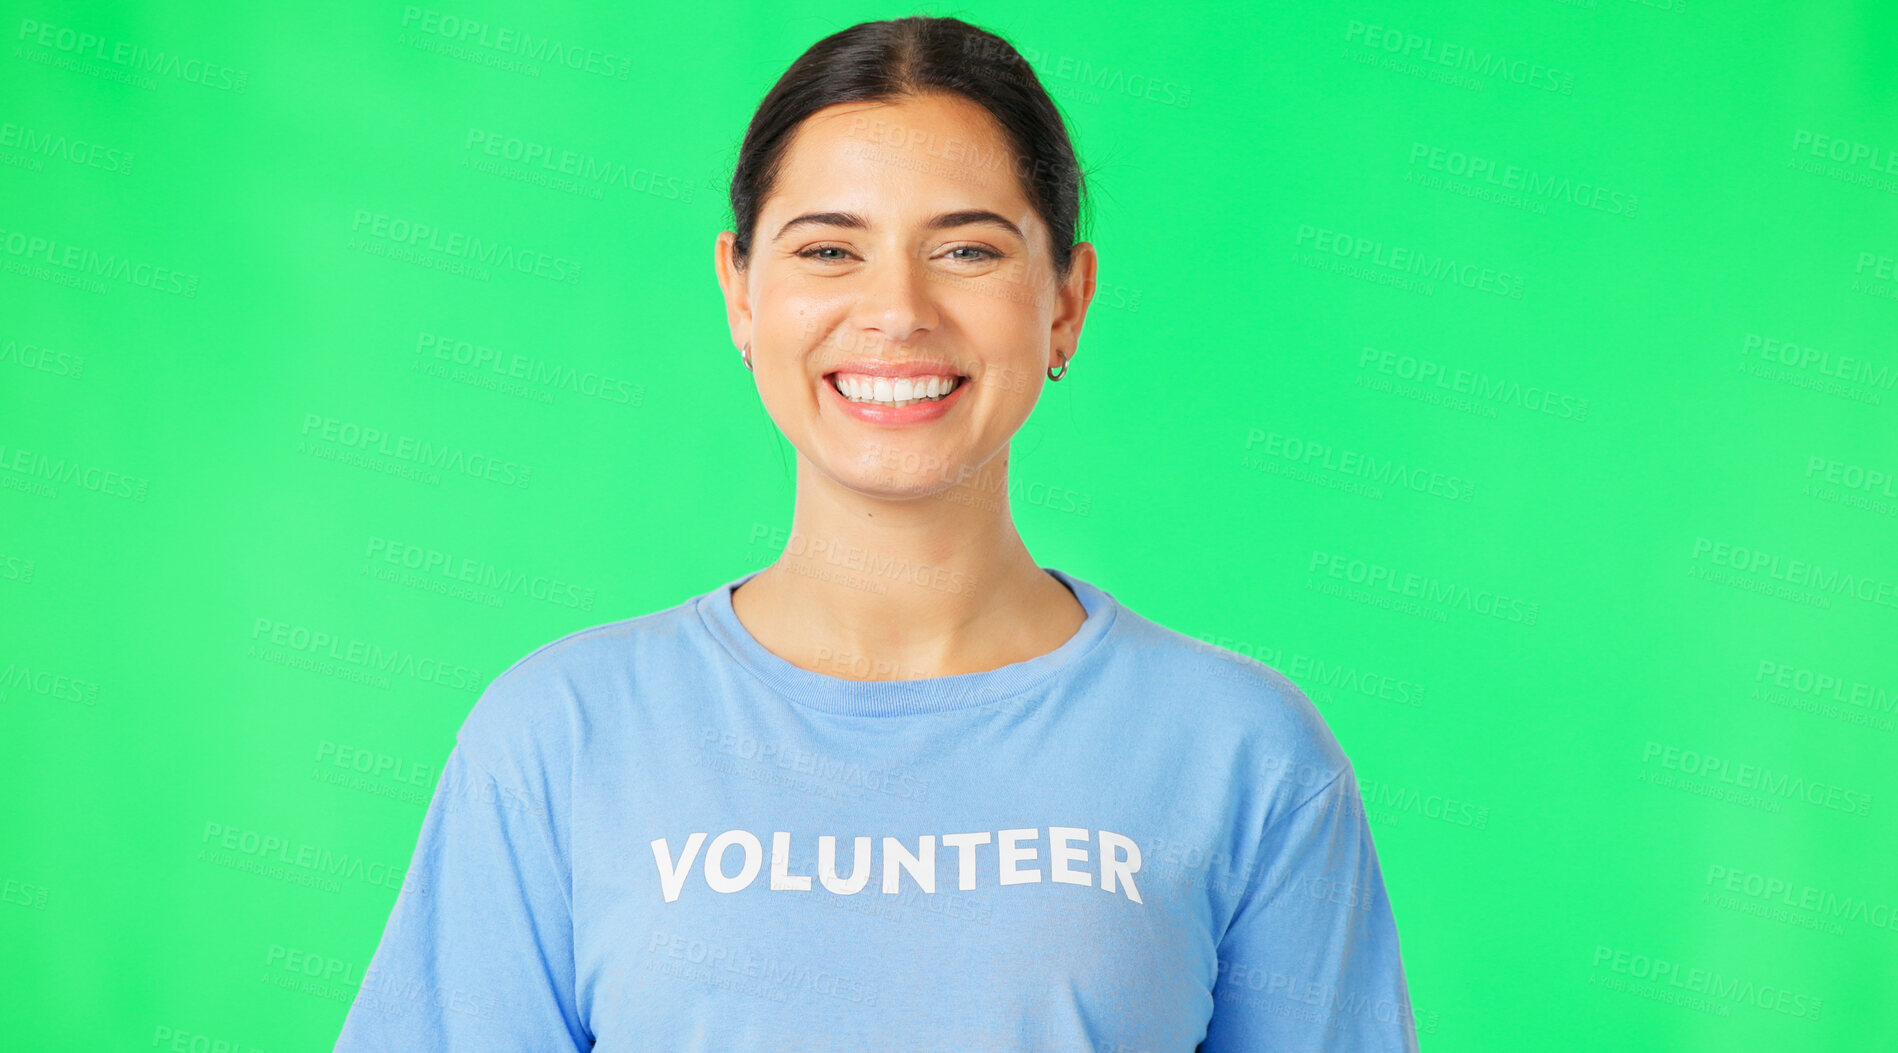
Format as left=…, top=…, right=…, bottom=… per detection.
left=727, top=16, right=1088, bottom=283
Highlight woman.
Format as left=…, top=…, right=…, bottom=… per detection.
left=336, top=16, right=1416, bottom=1052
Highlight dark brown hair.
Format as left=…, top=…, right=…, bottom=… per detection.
left=727, top=16, right=1089, bottom=284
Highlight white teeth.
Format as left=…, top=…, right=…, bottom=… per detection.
left=832, top=374, right=962, bottom=406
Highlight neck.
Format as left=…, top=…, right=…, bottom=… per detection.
left=734, top=449, right=1081, bottom=681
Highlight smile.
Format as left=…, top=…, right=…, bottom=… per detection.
left=828, top=372, right=965, bottom=407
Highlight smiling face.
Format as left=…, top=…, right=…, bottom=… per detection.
left=716, top=91, right=1095, bottom=501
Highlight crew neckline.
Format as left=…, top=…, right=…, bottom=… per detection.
left=696, top=567, right=1118, bottom=717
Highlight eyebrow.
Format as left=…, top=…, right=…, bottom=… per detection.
left=773, top=209, right=1025, bottom=243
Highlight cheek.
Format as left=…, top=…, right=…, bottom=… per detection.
left=768, top=292, right=848, bottom=342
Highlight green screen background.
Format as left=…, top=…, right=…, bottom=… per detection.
left=3, top=0, right=1894, bottom=1048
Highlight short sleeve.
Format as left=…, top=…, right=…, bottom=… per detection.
left=1201, top=766, right=1419, bottom=1052
left=332, top=742, right=590, bottom=1051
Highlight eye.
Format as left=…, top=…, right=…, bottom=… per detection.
left=794, top=244, right=1003, bottom=265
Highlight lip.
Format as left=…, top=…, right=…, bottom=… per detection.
left=822, top=370, right=969, bottom=426
left=823, top=359, right=968, bottom=379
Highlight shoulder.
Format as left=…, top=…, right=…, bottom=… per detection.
left=1105, top=602, right=1352, bottom=803
left=455, top=592, right=702, bottom=773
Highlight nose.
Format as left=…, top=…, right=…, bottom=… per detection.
left=850, top=244, right=940, bottom=347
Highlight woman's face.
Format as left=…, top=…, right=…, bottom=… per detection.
left=716, top=92, right=1095, bottom=501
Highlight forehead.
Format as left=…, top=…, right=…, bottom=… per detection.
left=767, top=94, right=1034, bottom=221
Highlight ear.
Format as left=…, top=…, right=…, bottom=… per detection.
left=1049, top=242, right=1098, bottom=369
left=714, top=230, right=753, bottom=353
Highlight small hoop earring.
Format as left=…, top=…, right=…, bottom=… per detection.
left=742, top=342, right=753, bottom=372
left=1047, top=355, right=1068, bottom=381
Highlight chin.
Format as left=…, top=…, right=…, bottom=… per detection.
left=818, top=453, right=967, bottom=500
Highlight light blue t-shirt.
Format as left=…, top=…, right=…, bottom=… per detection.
left=333, top=568, right=1419, bottom=1051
